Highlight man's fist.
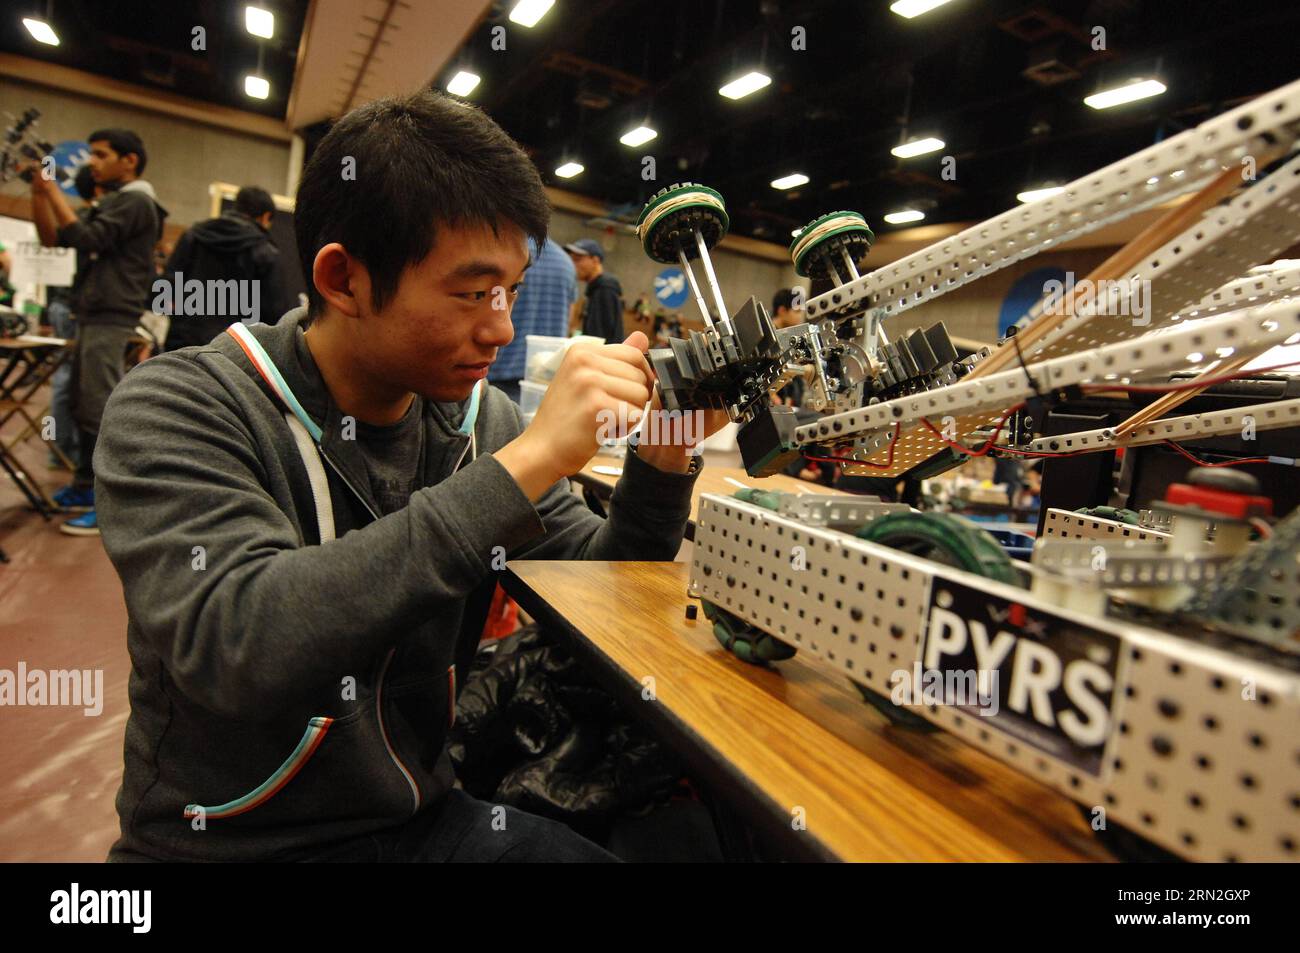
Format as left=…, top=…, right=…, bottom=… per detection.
left=529, top=331, right=654, bottom=477
left=496, top=332, right=654, bottom=499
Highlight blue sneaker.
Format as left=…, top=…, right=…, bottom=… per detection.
left=52, top=484, right=94, bottom=512
left=60, top=510, right=100, bottom=536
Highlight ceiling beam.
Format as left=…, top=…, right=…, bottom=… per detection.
left=0, top=53, right=292, bottom=143
left=286, top=0, right=492, bottom=130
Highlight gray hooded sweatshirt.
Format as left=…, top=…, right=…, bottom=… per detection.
left=95, top=309, right=700, bottom=861
left=56, top=178, right=167, bottom=328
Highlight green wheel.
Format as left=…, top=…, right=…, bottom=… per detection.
left=636, top=183, right=729, bottom=264
left=702, top=600, right=796, bottom=665
left=852, top=512, right=1018, bottom=728
left=1074, top=505, right=1139, bottom=525
left=856, top=512, right=1019, bottom=587
left=731, top=487, right=790, bottom=511
left=790, top=211, right=874, bottom=279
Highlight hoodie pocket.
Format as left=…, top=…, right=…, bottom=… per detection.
left=182, top=712, right=359, bottom=822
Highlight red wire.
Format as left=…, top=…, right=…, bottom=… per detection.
left=1160, top=440, right=1269, bottom=468
left=916, top=403, right=1025, bottom=458
left=803, top=422, right=902, bottom=470
left=802, top=358, right=1292, bottom=469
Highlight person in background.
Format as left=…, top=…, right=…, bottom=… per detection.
left=487, top=236, right=576, bottom=404
left=0, top=242, right=14, bottom=308
left=771, top=288, right=808, bottom=408
left=42, top=164, right=101, bottom=468
left=565, top=238, right=624, bottom=343
left=162, top=185, right=290, bottom=351
left=28, top=127, right=167, bottom=537
left=771, top=286, right=804, bottom=330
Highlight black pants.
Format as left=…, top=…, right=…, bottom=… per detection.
left=307, top=789, right=618, bottom=862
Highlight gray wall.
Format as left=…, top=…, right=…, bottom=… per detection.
left=1, top=78, right=291, bottom=229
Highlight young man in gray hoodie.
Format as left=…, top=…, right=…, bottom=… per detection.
left=94, top=90, right=725, bottom=862
left=29, top=127, right=167, bottom=536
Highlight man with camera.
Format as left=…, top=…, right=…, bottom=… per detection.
left=28, top=128, right=168, bottom=536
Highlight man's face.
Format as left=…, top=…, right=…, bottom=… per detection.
left=774, top=306, right=804, bottom=329
left=569, top=252, right=598, bottom=281
left=349, top=221, right=530, bottom=403
left=87, top=140, right=136, bottom=186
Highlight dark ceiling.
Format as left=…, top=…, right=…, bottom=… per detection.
left=2, top=0, right=308, bottom=119
left=454, top=0, right=1300, bottom=243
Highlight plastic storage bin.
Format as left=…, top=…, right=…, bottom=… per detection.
left=518, top=379, right=547, bottom=418
left=524, top=334, right=569, bottom=383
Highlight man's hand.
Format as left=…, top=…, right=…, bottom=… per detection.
left=16, top=158, right=53, bottom=195
left=633, top=386, right=729, bottom=473
left=22, top=160, right=75, bottom=243
left=495, top=332, right=655, bottom=500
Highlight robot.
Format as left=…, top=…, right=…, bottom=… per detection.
left=634, top=76, right=1300, bottom=862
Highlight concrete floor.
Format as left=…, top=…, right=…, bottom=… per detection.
left=0, top=385, right=127, bottom=862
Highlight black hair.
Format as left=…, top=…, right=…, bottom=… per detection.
left=73, top=164, right=96, bottom=202
left=294, top=89, right=550, bottom=315
left=772, top=288, right=797, bottom=313
left=88, top=128, right=146, bottom=175
left=234, top=186, right=275, bottom=220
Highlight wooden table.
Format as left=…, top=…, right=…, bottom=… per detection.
left=572, top=455, right=850, bottom=535
left=504, top=559, right=1111, bottom=862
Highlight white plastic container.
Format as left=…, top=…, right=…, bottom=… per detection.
left=524, top=333, right=604, bottom=383
left=518, top=379, right=547, bottom=418
left=524, top=334, right=569, bottom=383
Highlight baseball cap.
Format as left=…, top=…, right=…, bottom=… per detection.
left=563, top=238, right=605, bottom=260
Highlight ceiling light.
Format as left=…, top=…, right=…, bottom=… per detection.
left=620, top=126, right=657, bottom=147
left=22, top=18, right=59, bottom=45
left=245, top=6, right=274, bottom=39
left=884, top=209, right=925, bottom=225
left=244, top=75, right=270, bottom=99
left=770, top=173, right=809, bottom=190
left=1017, top=186, right=1065, bottom=203
left=719, top=71, right=772, bottom=100
left=555, top=162, right=584, bottom=179
left=509, top=0, right=555, bottom=28
left=890, top=0, right=956, bottom=18
left=891, top=136, right=945, bottom=158
left=447, top=71, right=481, bottom=97
left=1084, top=79, right=1166, bottom=110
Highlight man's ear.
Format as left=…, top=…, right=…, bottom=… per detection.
left=312, top=243, right=365, bottom=319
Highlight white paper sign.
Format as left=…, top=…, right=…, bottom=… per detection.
left=8, top=240, right=76, bottom=287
